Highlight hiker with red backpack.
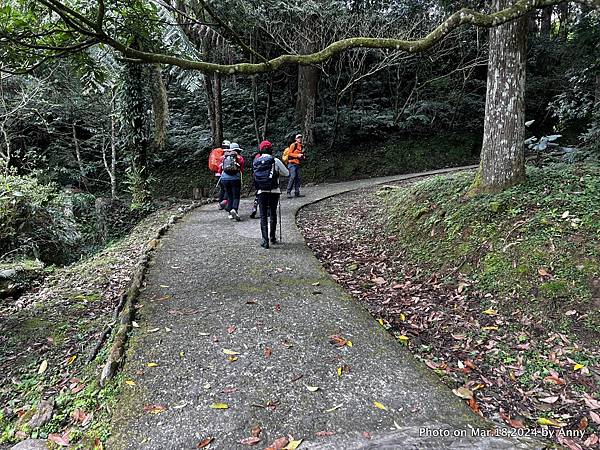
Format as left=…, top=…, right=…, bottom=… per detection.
left=219, top=142, right=245, bottom=221
left=253, top=140, right=289, bottom=249
left=208, top=140, right=230, bottom=209
left=285, top=134, right=305, bottom=198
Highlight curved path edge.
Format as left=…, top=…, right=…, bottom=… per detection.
left=109, top=166, right=544, bottom=450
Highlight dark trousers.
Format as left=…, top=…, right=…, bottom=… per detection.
left=217, top=178, right=225, bottom=203
left=287, top=164, right=301, bottom=195
left=221, top=178, right=241, bottom=211
left=257, top=192, right=280, bottom=241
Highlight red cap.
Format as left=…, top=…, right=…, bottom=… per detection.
left=259, top=140, right=272, bottom=151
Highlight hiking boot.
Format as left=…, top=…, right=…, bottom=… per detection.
left=295, top=193, right=305, bottom=198
left=250, top=210, right=257, bottom=219
left=270, top=237, right=278, bottom=244
left=228, top=213, right=234, bottom=220
left=260, top=239, right=269, bottom=249
left=230, top=209, right=241, bottom=221
left=218, top=201, right=226, bottom=210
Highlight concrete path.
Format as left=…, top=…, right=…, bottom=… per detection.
left=109, top=168, right=542, bottom=449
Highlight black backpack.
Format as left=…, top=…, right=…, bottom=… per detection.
left=253, top=154, right=278, bottom=191
left=222, top=151, right=240, bottom=175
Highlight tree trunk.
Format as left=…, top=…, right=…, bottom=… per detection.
left=528, top=11, right=539, bottom=33
left=204, top=73, right=217, bottom=146
left=150, top=64, right=169, bottom=153
left=558, top=2, right=569, bottom=39
left=540, top=6, right=552, bottom=35
left=122, top=61, right=152, bottom=208
left=214, top=73, right=223, bottom=145
left=0, top=121, right=10, bottom=171
left=252, top=75, right=260, bottom=144
left=474, top=0, right=527, bottom=193
left=102, top=90, right=118, bottom=201
left=261, top=76, right=273, bottom=141
left=72, top=122, right=88, bottom=190
left=296, top=65, right=320, bottom=146
left=595, top=73, right=600, bottom=107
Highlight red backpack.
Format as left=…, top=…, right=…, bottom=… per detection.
left=208, top=147, right=224, bottom=173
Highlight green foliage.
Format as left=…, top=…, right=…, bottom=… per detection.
left=0, top=172, right=80, bottom=264
left=548, top=11, right=600, bottom=156
left=382, top=163, right=600, bottom=341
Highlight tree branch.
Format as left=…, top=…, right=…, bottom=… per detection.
left=18, top=0, right=600, bottom=75
left=187, top=0, right=268, bottom=63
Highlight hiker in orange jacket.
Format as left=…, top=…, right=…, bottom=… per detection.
left=286, top=134, right=305, bottom=198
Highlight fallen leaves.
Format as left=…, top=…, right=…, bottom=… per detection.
left=297, top=191, right=600, bottom=450
left=72, top=409, right=91, bottom=425
left=537, top=417, right=566, bottom=427
left=48, top=433, right=70, bottom=447
left=452, top=387, right=474, bottom=400
left=222, top=349, right=240, bottom=356
left=373, top=401, right=387, bottom=411
left=240, top=437, right=261, bottom=446
left=143, top=404, right=167, bottom=414
left=538, top=396, right=559, bottom=404
left=146, top=362, right=158, bottom=367
left=197, top=437, right=214, bottom=448
left=264, top=436, right=288, bottom=450
left=38, top=359, right=48, bottom=374
left=329, top=335, right=349, bottom=347
left=315, top=431, right=335, bottom=437
left=305, top=385, right=319, bottom=392
left=583, top=394, right=600, bottom=410
left=209, top=403, right=229, bottom=409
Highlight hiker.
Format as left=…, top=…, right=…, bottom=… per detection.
left=253, top=140, right=289, bottom=249
left=219, top=142, right=244, bottom=221
left=208, top=140, right=230, bottom=210
left=285, top=134, right=305, bottom=198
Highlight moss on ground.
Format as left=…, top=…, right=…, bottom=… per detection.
left=0, top=203, right=191, bottom=447
left=381, top=163, right=600, bottom=345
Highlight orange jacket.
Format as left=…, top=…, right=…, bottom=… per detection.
left=287, top=142, right=303, bottom=165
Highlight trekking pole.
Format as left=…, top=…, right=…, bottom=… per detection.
left=209, top=178, right=220, bottom=203
left=278, top=196, right=282, bottom=243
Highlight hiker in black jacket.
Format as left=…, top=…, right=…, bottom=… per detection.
left=253, top=140, right=289, bottom=249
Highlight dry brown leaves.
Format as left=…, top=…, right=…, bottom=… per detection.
left=298, top=188, right=600, bottom=449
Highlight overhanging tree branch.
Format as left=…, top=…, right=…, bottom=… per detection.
left=13, top=0, right=600, bottom=74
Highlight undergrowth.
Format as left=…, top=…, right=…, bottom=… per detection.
left=382, top=163, right=600, bottom=345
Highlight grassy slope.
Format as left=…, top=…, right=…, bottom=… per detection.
left=383, top=163, right=600, bottom=346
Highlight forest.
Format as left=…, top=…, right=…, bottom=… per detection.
left=0, top=0, right=598, bottom=268
left=1, top=0, right=599, bottom=449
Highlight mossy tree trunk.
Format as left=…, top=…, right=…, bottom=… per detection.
left=474, top=0, right=527, bottom=193
left=150, top=64, right=169, bottom=154
left=122, top=61, right=152, bottom=208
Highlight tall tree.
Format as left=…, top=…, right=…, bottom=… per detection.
left=2, top=0, right=598, bottom=194
left=121, top=60, right=152, bottom=208
left=472, top=0, right=528, bottom=193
